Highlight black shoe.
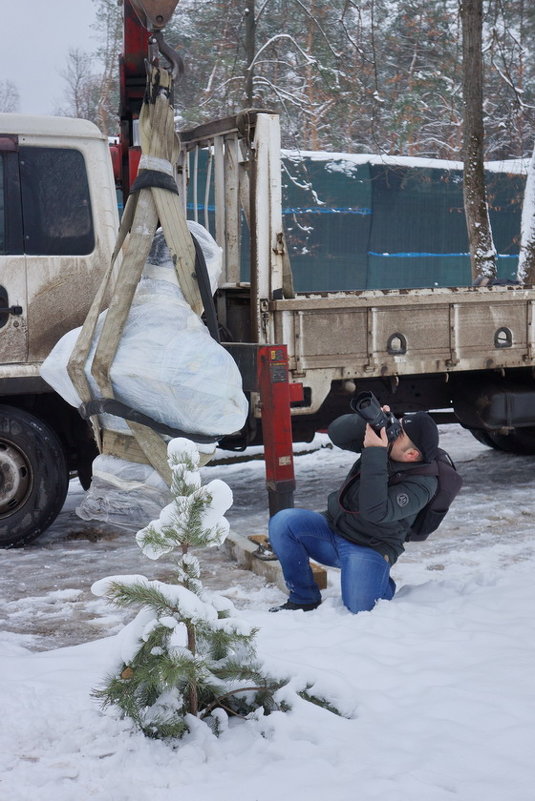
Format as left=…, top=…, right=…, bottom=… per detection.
left=269, top=600, right=321, bottom=613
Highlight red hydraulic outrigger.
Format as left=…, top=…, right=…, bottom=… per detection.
left=110, top=0, right=298, bottom=517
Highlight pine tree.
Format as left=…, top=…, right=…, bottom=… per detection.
left=57, top=0, right=535, bottom=157
left=484, top=0, right=535, bottom=159
left=92, top=438, right=282, bottom=739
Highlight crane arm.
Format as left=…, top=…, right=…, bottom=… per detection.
left=128, top=0, right=180, bottom=30
left=118, top=0, right=182, bottom=195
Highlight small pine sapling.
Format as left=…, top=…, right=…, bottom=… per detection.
left=92, top=438, right=282, bottom=739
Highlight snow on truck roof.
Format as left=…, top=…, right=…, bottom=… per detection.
left=282, top=149, right=529, bottom=175
left=0, top=113, right=106, bottom=140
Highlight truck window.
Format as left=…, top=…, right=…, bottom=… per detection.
left=19, top=147, right=94, bottom=256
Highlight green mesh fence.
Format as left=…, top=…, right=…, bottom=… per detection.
left=186, top=152, right=525, bottom=292
left=283, top=158, right=525, bottom=291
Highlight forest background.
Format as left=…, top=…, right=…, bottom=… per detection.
left=1, top=0, right=535, bottom=279
left=1, top=0, right=534, bottom=161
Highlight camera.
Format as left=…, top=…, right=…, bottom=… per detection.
left=350, top=391, right=403, bottom=442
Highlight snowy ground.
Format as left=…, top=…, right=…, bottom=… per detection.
left=1, top=425, right=535, bottom=800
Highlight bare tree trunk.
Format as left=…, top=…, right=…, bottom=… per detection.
left=517, top=142, right=535, bottom=284
left=244, top=0, right=255, bottom=106
left=186, top=621, right=198, bottom=715
left=0, top=80, right=20, bottom=113
left=94, top=0, right=122, bottom=136
left=304, top=8, right=318, bottom=150
left=460, top=0, right=496, bottom=284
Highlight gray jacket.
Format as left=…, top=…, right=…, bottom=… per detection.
left=325, top=415, right=437, bottom=564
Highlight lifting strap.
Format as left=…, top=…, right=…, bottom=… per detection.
left=67, top=64, right=214, bottom=485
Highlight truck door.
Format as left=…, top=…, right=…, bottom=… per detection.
left=0, top=138, right=27, bottom=363
left=19, top=145, right=96, bottom=363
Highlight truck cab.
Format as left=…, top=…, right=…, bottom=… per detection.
left=0, top=113, right=119, bottom=545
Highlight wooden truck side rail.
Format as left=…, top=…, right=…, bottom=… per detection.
left=178, top=111, right=535, bottom=448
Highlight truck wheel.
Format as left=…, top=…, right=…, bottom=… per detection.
left=0, top=406, right=69, bottom=547
left=486, top=427, right=535, bottom=456
left=468, top=428, right=498, bottom=449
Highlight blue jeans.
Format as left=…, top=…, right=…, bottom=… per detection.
left=269, top=508, right=396, bottom=613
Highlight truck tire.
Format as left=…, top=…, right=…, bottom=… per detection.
left=0, top=406, right=69, bottom=547
left=468, top=425, right=535, bottom=455
left=468, top=428, right=499, bottom=449
left=486, top=427, right=535, bottom=456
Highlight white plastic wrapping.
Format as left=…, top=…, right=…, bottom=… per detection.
left=41, top=224, right=249, bottom=529
left=75, top=441, right=218, bottom=528
left=75, top=455, right=171, bottom=530
left=40, top=223, right=249, bottom=439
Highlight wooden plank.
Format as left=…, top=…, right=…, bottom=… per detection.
left=248, top=534, right=328, bottom=589
left=223, top=135, right=240, bottom=283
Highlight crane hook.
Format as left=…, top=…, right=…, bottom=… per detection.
left=148, top=30, right=184, bottom=81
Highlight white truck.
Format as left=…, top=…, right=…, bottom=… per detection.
left=0, top=114, right=119, bottom=545
left=2, top=107, right=535, bottom=548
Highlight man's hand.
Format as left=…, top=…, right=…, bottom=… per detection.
left=363, top=423, right=389, bottom=449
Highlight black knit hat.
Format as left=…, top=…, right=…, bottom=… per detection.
left=402, top=412, right=439, bottom=462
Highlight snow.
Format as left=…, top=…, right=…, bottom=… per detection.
left=282, top=148, right=529, bottom=176
left=1, top=425, right=535, bottom=800
left=134, top=439, right=234, bottom=560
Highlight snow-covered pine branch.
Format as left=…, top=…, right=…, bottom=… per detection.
left=91, top=438, right=284, bottom=740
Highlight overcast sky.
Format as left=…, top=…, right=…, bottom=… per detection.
left=1, top=0, right=98, bottom=115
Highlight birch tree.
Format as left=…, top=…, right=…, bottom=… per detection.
left=56, top=0, right=121, bottom=134
left=517, top=143, right=535, bottom=284
left=56, top=49, right=101, bottom=121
